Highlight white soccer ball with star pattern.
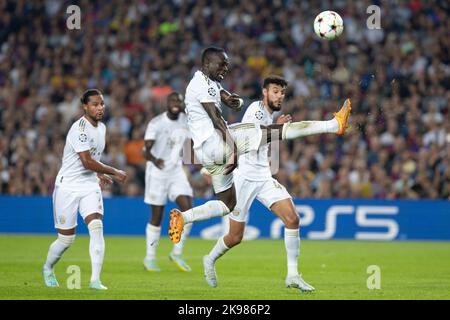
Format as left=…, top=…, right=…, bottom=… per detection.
left=314, top=11, right=344, bottom=41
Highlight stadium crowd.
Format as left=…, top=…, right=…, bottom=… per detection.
left=0, top=0, right=449, bottom=199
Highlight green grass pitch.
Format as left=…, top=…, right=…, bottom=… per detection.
left=1, top=235, right=449, bottom=300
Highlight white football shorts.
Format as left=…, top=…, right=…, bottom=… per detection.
left=144, top=168, right=193, bottom=206
left=195, top=123, right=263, bottom=193
left=230, top=172, right=292, bottom=222
left=52, top=185, right=104, bottom=230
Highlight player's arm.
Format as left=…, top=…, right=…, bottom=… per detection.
left=201, top=102, right=238, bottom=175
left=97, top=173, right=113, bottom=188
left=220, top=89, right=243, bottom=111
left=78, top=151, right=127, bottom=183
left=143, top=140, right=164, bottom=169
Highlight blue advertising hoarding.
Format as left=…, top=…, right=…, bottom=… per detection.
left=0, top=196, right=449, bottom=240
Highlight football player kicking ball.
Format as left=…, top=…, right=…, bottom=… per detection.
left=168, top=47, right=351, bottom=285
left=143, top=92, right=194, bottom=272
left=205, top=76, right=325, bottom=292
left=42, top=89, right=127, bottom=290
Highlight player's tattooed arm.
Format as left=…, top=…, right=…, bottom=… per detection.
left=78, top=151, right=127, bottom=183
left=220, top=89, right=243, bottom=111
left=144, top=140, right=165, bottom=169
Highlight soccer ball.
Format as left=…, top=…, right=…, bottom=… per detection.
left=314, top=11, right=344, bottom=40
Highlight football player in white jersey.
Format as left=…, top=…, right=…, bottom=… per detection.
left=143, top=92, right=194, bottom=272
left=205, top=76, right=316, bottom=292
left=168, top=47, right=351, bottom=286
left=42, top=89, right=127, bottom=290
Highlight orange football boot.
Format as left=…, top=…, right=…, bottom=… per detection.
left=169, top=209, right=184, bottom=244
left=334, top=98, right=351, bottom=136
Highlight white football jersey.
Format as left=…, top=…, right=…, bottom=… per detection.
left=185, top=70, right=224, bottom=148
left=55, top=116, right=106, bottom=190
left=235, top=101, right=275, bottom=181
left=144, top=112, right=190, bottom=176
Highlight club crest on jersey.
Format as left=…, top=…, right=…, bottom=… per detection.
left=208, top=87, right=216, bottom=97
left=79, top=133, right=88, bottom=142
left=255, top=110, right=264, bottom=120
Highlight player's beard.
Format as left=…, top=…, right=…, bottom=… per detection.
left=267, top=98, right=282, bottom=112
left=86, top=111, right=103, bottom=124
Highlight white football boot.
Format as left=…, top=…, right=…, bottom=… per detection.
left=285, top=274, right=315, bottom=292
left=203, top=255, right=218, bottom=288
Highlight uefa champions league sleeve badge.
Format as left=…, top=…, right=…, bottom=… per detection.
left=208, top=87, right=216, bottom=97
left=78, top=133, right=88, bottom=142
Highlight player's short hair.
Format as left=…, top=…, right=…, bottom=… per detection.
left=80, top=89, right=102, bottom=104
left=263, top=75, right=288, bottom=89
left=201, top=46, right=225, bottom=64
left=167, top=91, right=183, bottom=103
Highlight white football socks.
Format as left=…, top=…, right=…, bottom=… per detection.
left=44, top=234, right=75, bottom=270
left=181, top=200, right=230, bottom=224
left=207, top=236, right=230, bottom=263
left=282, top=119, right=338, bottom=140
left=145, top=223, right=161, bottom=260
left=284, top=228, right=300, bottom=277
left=88, top=219, right=105, bottom=283
left=172, top=222, right=192, bottom=256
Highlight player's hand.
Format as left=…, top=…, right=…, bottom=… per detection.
left=112, top=169, right=127, bottom=184
left=98, top=173, right=113, bottom=188
left=224, top=93, right=243, bottom=110
left=153, top=158, right=165, bottom=170
left=276, top=114, right=292, bottom=124
left=223, top=147, right=238, bottom=175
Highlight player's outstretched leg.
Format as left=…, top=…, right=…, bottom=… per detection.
left=169, top=201, right=230, bottom=244
left=333, top=98, right=352, bottom=136
left=169, top=223, right=193, bottom=272
left=42, top=233, right=75, bottom=287
left=281, top=98, right=351, bottom=140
